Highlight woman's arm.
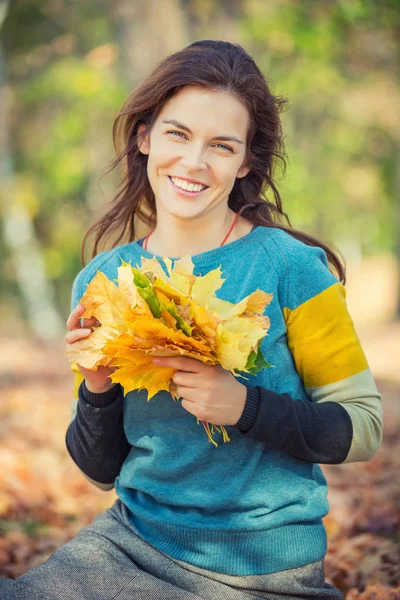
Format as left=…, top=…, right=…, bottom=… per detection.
left=66, top=377, right=131, bottom=489
left=239, top=234, right=383, bottom=464
left=234, top=385, right=355, bottom=464
left=66, top=262, right=131, bottom=490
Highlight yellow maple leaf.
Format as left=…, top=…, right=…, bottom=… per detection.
left=65, top=269, right=131, bottom=370
left=107, top=349, right=176, bottom=399
left=191, top=267, right=225, bottom=307
left=188, top=300, right=221, bottom=346
left=216, top=316, right=269, bottom=372
left=153, top=278, right=190, bottom=305
left=117, top=264, right=152, bottom=316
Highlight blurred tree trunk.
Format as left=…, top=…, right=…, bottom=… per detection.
left=0, top=0, right=64, bottom=341
left=112, top=0, right=190, bottom=87
left=395, top=143, right=400, bottom=318
left=394, top=26, right=400, bottom=319
left=109, top=0, right=190, bottom=240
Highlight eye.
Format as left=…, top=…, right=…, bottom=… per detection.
left=213, top=143, right=233, bottom=153
left=167, top=130, right=187, bottom=139
left=167, top=129, right=233, bottom=153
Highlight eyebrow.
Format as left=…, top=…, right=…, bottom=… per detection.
left=161, top=119, right=244, bottom=145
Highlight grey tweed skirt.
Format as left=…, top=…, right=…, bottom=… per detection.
left=0, top=499, right=343, bottom=600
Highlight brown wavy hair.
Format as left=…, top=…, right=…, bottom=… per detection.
left=82, top=40, right=346, bottom=283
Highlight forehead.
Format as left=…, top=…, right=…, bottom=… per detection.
left=157, top=85, right=249, bottom=138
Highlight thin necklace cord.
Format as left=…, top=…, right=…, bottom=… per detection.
left=143, top=212, right=240, bottom=252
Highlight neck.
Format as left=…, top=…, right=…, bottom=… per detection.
left=145, top=206, right=240, bottom=257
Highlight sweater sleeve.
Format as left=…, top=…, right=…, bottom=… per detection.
left=234, top=385, right=354, bottom=464
left=66, top=380, right=131, bottom=486
left=267, top=235, right=383, bottom=463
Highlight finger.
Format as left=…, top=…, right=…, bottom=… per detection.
left=65, top=328, right=92, bottom=344
left=153, top=356, right=204, bottom=373
left=180, top=398, right=198, bottom=417
left=66, top=304, right=85, bottom=331
left=180, top=398, right=213, bottom=424
left=172, top=371, right=196, bottom=387
left=176, top=387, right=198, bottom=403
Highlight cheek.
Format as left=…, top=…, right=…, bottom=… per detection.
left=219, top=164, right=241, bottom=188
left=150, top=143, right=179, bottom=170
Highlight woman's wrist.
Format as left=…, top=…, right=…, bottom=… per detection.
left=81, top=380, right=121, bottom=408
left=234, top=386, right=261, bottom=432
left=84, top=380, right=118, bottom=394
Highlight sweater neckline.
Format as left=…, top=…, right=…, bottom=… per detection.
left=129, top=225, right=270, bottom=266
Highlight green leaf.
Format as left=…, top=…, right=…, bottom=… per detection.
left=162, top=299, right=193, bottom=337
left=131, top=267, right=162, bottom=318
left=245, top=347, right=274, bottom=375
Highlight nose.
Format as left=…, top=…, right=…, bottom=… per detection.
left=180, top=143, right=207, bottom=172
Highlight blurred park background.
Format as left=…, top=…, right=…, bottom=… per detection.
left=1, top=1, right=399, bottom=597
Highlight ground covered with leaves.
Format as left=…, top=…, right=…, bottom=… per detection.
left=0, top=334, right=399, bottom=598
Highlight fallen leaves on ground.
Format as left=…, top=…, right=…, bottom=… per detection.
left=321, top=375, right=400, bottom=596
left=0, top=334, right=399, bottom=597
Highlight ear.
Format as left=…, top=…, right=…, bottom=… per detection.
left=236, top=163, right=250, bottom=179
left=137, top=124, right=150, bottom=155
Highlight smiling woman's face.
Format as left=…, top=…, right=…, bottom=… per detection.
left=138, top=85, right=251, bottom=221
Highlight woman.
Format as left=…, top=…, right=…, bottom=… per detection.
left=1, top=40, right=382, bottom=600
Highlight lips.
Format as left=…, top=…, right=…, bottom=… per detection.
left=168, top=176, right=209, bottom=195
left=168, top=175, right=208, bottom=187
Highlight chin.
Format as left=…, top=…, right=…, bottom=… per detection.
left=159, top=200, right=207, bottom=220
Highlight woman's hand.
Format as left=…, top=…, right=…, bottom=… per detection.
left=152, top=355, right=247, bottom=426
left=65, top=304, right=117, bottom=394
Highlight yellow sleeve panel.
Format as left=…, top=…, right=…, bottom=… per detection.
left=283, top=282, right=369, bottom=388
left=71, top=362, right=85, bottom=400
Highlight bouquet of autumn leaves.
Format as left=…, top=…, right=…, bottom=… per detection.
left=65, top=254, right=273, bottom=446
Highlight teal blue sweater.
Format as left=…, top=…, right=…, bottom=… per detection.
left=67, top=225, right=382, bottom=575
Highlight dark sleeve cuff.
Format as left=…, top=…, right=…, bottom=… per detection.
left=234, top=386, right=261, bottom=432
left=67, top=380, right=130, bottom=484
left=239, top=386, right=353, bottom=464
left=80, top=380, right=122, bottom=407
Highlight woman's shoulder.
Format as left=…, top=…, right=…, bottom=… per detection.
left=254, top=225, right=339, bottom=298
left=77, top=238, right=145, bottom=279
left=71, top=243, right=136, bottom=304
left=254, top=226, right=329, bottom=269
left=75, top=248, right=117, bottom=282
left=255, top=225, right=318, bottom=251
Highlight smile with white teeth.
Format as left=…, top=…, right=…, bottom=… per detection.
left=170, top=176, right=207, bottom=193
